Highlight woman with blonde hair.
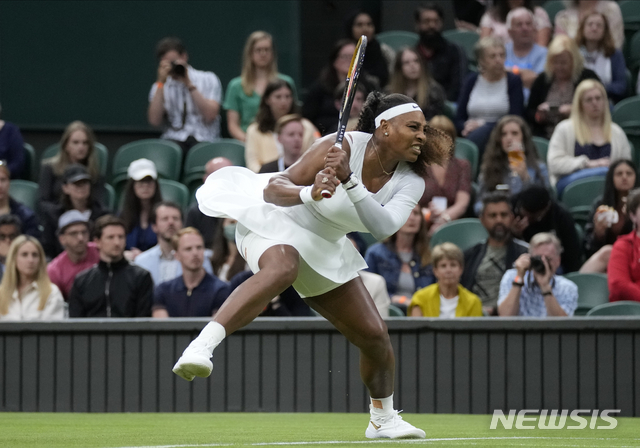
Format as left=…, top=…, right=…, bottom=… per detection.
left=576, top=11, right=627, bottom=104
left=38, top=121, right=106, bottom=209
left=526, top=35, right=600, bottom=138
left=475, top=115, right=549, bottom=213
left=0, top=236, right=64, bottom=320
left=388, top=48, right=446, bottom=121
left=548, top=79, right=631, bottom=196
left=223, top=31, right=297, bottom=142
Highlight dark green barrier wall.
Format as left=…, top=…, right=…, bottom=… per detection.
left=0, top=1, right=300, bottom=130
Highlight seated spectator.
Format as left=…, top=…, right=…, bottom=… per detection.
left=0, top=215, right=21, bottom=272
left=47, top=210, right=100, bottom=300
left=456, top=36, right=524, bottom=157
left=414, top=3, right=468, bottom=101
left=548, top=79, right=631, bottom=196
left=303, top=40, right=357, bottom=135
left=555, top=0, right=624, bottom=50
left=259, top=115, right=306, bottom=173
left=581, top=159, right=637, bottom=274
left=224, top=31, right=297, bottom=142
left=0, top=161, right=39, bottom=238
left=0, top=103, right=25, bottom=178
left=337, top=83, right=368, bottom=133
left=526, top=35, right=600, bottom=139
left=388, top=48, right=446, bottom=121
left=409, top=242, right=482, bottom=317
left=147, top=37, right=222, bottom=154
left=463, top=192, right=529, bottom=315
left=184, top=157, right=231, bottom=248
left=480, top=0, right=551, bottom=46
left=475, top=115, right=549, bottom=214
left=576, top=11, right=627, bottom=104
left=153, top=227, right=229, bottom=317
left=511, top=185, right=583, bottom=273
left=503, top=8, right=549, bottom=103
left=245, top=81, right=318, bottom=172
left=419, top=116, right=470, bottom=232
left=344, top=10, right=393, bottom=88
left=41, top=164, right=108, bottom=259
left=69, top=215, right=153, bottom=317
left=39, top=121, right=106, bottom=210
left=365, top=205, right=435, bottom=313
left=0, top=236, right=64, bottom=320
left=609, top=188, right=640, bottom=301
left=135, top=201, right=214, bottom=286
left=211, top=218, right=249, bottom=282
left=498, top=232, right=578, bottom=316
left=120, top=159, right=163, bottom=258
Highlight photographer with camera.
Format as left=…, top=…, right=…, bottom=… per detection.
left=148, top=37, right=222, bottom=155
left=497, top=232, right=577, bottom=316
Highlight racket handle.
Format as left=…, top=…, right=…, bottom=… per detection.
left=321, top=189, right=332, bottom=198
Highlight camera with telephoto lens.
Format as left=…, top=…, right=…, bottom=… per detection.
left=529, top=255, right=546, bottom=275
left=170, top=61, right=186, bottom=77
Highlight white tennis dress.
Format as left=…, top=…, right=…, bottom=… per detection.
left=196, top=131, right=425, bottom=297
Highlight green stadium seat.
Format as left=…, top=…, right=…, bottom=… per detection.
left=430, top=218, right=488, bottom=252
left=613, top=96, right=640, bottom=129
left=586, top=301, right=640, bottom=316
left=111, top=139, right=182, bottom=189
left=158, top=178, right=190, bottom=212
left=561, top=176, right=605, bottom=224
left=41, top=142, right=109, bottom=176
left=182, top=139, right=245, bottom=193
left=22, top=143, right=37, bottom=181
left=532, top=136, right=549, bottom=163
left=455, top=138, right=479, bottom=179
left=104, top=183, right=116, bottom=211
left=564, top=272, right=609, bottom=316
left=387, top=304, right=405, bottom=317
left=628, top=31, right=640, bottom=80
left=542, top=0, right=565, bottom=24
left=9, top=180, right=38, bottom=210
left=376, top=31, right=419, bottom=51
left=442, top=30, right=479, bottom=63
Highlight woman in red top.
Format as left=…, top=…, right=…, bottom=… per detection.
left=608, top=188, right=640, bottom=301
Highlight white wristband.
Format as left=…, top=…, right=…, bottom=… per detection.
left=299, top=186, right=314, bottom=204
left=344, top=179, right=369, bottom=203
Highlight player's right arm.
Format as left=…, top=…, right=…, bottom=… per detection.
left=263, top=134, right=350, bottom=206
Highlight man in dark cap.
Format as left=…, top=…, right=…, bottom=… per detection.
left=511, top=185, right=582, bottom=273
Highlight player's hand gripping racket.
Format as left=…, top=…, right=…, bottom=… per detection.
left=321, top=35, right=367, bottom=199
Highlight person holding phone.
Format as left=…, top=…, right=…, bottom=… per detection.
left=497, top=232, right=578, bottom=316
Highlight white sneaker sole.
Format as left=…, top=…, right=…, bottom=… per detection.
left=172, top=353, right=213, bottom=381
left=365, top=423, right=426, bottom=439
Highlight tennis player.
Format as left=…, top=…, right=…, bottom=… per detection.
left=174, top=92, right=451, bottom=439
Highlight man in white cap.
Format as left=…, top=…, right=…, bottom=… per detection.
left=47, top=209, right=100, bottom=300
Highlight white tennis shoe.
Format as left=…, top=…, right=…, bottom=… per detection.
left=172, top=342, right=213, bottom=381
left=365, top=409, right=426, bottom=439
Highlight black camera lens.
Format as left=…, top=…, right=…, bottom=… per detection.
left=530, top=255, right=546, bottom=275
left=171, top=61, right=186, bottom=77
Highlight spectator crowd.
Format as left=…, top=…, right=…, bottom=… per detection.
left=1, top=0, right=640, bottom=321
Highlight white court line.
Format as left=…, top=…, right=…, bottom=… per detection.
left=108, top=436, right=639, bottom=448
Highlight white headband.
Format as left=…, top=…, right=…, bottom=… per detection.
left=374, top=103, right=421, bottom=128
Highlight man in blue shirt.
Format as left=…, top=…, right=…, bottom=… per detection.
left=498, top=232, right=578, bottom=317
left=504, top=7, right=548, bottom=103
left=152, top=227, right=229, bottom=317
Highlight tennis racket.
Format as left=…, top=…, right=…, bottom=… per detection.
left=321, top=35, right=368, bottom=199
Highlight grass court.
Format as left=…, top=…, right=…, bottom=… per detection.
left=1, top=413, right=639, bottom=448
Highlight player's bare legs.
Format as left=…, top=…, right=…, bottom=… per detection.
left=173, top=245, right=299, bottom=380
left=305, top=278, right=425, bottom=439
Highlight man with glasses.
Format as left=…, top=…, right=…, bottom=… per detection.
left=0, top=214, right=22, bottom=279
left=147, top=37, right=223, bottom=155
left=47, top=210, right=100, bottom=300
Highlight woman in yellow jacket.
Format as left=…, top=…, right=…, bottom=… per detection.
left=409, top=242, right=482, bottom=317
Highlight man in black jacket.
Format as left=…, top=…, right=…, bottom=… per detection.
left=462, top=193, right=528, bottom=315
left=69, top=215, right=153, bottom=318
